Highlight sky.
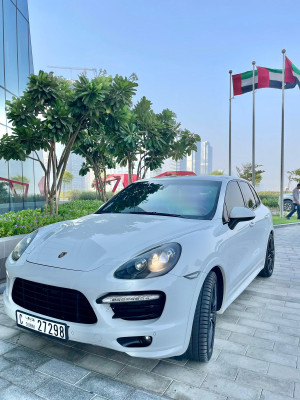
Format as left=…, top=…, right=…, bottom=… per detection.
left=28, top=0, right=300, bottom=190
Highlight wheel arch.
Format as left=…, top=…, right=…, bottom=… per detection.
left=211, top=266, right=225, bottom=311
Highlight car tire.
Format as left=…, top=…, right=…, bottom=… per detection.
left=258, top=233, right=275, bottom=278
left=283, top=200, right=293, bottom=212
left=186, top=271, right=217, bottom=362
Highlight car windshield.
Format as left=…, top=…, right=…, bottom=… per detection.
left=97, top=179, right=222, bottom=220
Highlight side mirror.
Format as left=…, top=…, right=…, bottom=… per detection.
left=228, top=206, right=255, bottom=230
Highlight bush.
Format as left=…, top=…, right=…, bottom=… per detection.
left=0, top=200, right=103, bottom=238
left=258, top=191, right=293, bottom=209
left=258, top=191, right=281, bottom=196
left=64, top=190, right=115, bottom=201
left=260, top=197, right=278, bottom=208
left=258, top=191, right=292, bottom=196
left=106, top=191, right=115, bottom=200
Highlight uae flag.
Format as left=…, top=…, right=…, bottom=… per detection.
left=256, top=67, right=290, bottom=89
left=233, top=57, right=300, bottom=96
left=284, top=57, right=300, bottom=88
left=256, top=57, right=299, bottom=90
left=232, top=70, right=258, bottom=96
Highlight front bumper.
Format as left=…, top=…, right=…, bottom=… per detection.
left=4, top=260, right=201, bottom=358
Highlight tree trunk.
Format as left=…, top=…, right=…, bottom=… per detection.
left=49, top=196, right=55, bottom=216
left=93, top=166, right=105, bottom=202
left=128, top=158, right=133, bottom=185
left=102, top=169, right=107, bottom=202
left=136, top=159, right=142, bottom=181
left=142, top=166, right=149, bottom=179
left=44, top=175, right=48, bottom=216
left=44, top=149, right=52, bottom=215
left=54, top=115, right=87, bottom=205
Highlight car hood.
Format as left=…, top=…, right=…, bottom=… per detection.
left=26, top=213, right=209, bottom=271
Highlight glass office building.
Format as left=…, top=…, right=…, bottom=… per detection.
left=0, top=0, right=44, bottom=214
left=200, top=141, right=213, bottom=175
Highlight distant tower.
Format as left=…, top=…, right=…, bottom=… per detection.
left=66, top=153, right=91, bottom=191
left=200, top=141, right=213, bottom=175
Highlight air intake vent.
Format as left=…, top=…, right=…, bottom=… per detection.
left=12, top=278, right=97, bottom=324
left=98, top=291, right=166, bottom=321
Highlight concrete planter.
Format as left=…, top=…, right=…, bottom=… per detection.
left=0, top=234, right=26, bottom=280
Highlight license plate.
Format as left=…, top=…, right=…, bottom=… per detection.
left=16, top=310, right=68, bottom=341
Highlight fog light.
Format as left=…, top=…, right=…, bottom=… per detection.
left=144, top=336, right=152, bottom=344
left=117, top=336, right=153, bottom=348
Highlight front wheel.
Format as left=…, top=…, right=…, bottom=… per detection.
left=186, top=271, right=217, bottom=362
left=258, top=233, right=275, bottom=278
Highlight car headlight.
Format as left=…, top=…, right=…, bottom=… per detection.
left=114, top=242, right=181, bottom=279
left=11, top=230, right=39, bottom=262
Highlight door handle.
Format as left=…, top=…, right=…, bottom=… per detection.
left=264, top=214, right=269, bottom=219
left=249, top=221, right=255, bottom=227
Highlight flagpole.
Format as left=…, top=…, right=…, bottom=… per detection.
left=252, top=61, right=256, bottom=187
left=229, top=70, right=232, bottom=176
left=280, top=49, right=286, bottom=218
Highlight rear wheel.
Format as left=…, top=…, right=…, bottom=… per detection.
left=259, top=233, right=275, bottom=278
left=186, top=271, right=217, bottom=362
left=284, top=200, right=293, bottom=212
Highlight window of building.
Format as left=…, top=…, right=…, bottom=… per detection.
left=22, top=155, right=35, bottom=209
left=29, top=34, right=33, bottom=74
left=5, top=91, right=13, bottom=127
left=17, top=0, right=29, bottom=20
left=0, top=89, right=6, bottom=126
left=8, top=159, right=24, bottom=212
left=17, top=11, right=29, bottom=94
left=0, top=1, right=4, bottom=87
left=0, top=160, right=9, bottom=214
left=4, top=0, right=18, bottom=95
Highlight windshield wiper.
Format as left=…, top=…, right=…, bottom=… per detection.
left=128, top=211, right=182, bottom=218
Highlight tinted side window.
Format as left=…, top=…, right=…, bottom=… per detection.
left=223, top=181, right=245, bottom=221
left=250, top=185, right=261, bottom=207
left=238, top=181, right=256, bottom=209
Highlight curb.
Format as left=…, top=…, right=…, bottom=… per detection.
left=274, top=222, right=300, bottom=229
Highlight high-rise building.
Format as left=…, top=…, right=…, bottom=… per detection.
left=152, top=140, right=213, bottom=177
left=0, top=0, right=44, bottom=214
left=65, top=153, right=92, bottom=192
left=182, top=141, right=202, bottom=175
left=200, top=141, right=213, bottom=175
left=105, top=137, right=213, bottom=181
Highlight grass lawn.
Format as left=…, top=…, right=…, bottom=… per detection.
left=272, top=215, right=300, bottom=225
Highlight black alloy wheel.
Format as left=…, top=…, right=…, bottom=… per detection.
left=283, top=200, right=293, bottom=212
left=186, top=271, right=218, bottom=362
left=208, top=282, right=217, bottom=353
left=259, top=233, right=275, bottom=278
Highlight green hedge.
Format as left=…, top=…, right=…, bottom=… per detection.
left=260, top=195, right=278, bottom=208
left=0, top=200, right=103, bottom=238
left=63, top=190, right=115, bottom=201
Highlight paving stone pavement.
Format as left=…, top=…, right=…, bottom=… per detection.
left=0, top=225, right=299, bottom=400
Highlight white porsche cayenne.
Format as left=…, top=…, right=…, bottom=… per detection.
left=4, top=176, right=274, bottom=362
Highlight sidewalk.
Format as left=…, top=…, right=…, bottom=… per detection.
left=0, top=225, right=299, bottom=400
